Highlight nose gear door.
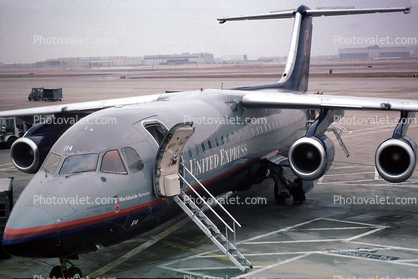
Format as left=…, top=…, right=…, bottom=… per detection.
left=153, top=123, right=194, bottom=198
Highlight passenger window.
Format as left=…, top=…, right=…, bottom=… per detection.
left=195, top=144, right=200, bottom=156
left=201, top=142, right=206, bottom=153
left=60, top=153, right=98, bottom=175
left=208, top=140, right=212, bottom=149
left=101, top=150, right=127, bottom=174
left=215, top=138, right=220, bottom=147
left=241, top=130, right=246, bottom=140
left=186, top=147, right=192, bottom=158
left=220, top=136, right=225, bottom=145
left=121, top=147, right=144, bottom=173
left=235, top=131, right=241, bottom=142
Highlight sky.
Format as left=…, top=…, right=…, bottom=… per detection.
left=0, top=0, right=417, bottom=64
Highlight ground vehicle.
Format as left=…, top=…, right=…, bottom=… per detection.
left=0, top=178, right=13, bottom=259
left=28, top=88, right=44, bottom=101
left=28, top=88, right=62, bottom=101
left=0, top=117, right=28, bottom=148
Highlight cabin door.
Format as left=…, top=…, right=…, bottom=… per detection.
left=153, top=123, right=194, bottom=198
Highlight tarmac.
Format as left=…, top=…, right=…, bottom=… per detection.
left=1, top=61, right=418, bottom=278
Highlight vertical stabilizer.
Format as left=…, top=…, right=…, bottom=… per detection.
left=218, top=5, right=410, bottom=92
left=278, top=5, right=312, bottom=91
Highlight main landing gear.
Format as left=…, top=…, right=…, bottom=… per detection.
left=266, top=162, right=306, bottom=205
left=49, top=257, right=82, bottom=279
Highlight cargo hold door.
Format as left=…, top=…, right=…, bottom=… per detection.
left=153, top=123, right=194, bottom=198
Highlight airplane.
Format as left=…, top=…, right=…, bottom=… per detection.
left=1, top=5, right=415, bottom=278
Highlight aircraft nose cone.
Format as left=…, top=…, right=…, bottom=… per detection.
left=2, top=206, right=58, bottom=257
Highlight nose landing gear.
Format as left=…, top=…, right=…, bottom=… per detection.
left=49, top=257, right=82, bottom=279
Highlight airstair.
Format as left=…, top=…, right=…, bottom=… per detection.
left=174, top=164, right=253, bottom=272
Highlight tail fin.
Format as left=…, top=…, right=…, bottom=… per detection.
left=218, top=5, right=410, bottom=92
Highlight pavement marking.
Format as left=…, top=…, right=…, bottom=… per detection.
left=159, top=217, right=409, bottom=277
left=233, top=253, right=314, bottom=279
left=87, top=216, right=191, bottom=278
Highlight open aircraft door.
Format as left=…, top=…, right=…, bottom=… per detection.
left=153, top=123, right=194, bottom=198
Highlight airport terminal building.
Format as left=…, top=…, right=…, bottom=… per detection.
left=29, top=53, right=214, bottom=68
left=143, top=53, right=214, bottom=65
left=338, top=45, right=418, bottom=61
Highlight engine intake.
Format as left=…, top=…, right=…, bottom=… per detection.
left=10, top=135, right=58, bottom=173
left=375, top=136, right=417, bottom=183
left=9, top=115, right=77, bottom=174
left=289, top=134, right=335, bottom=181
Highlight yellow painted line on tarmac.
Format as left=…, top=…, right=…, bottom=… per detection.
left=0, top=168, right=16, bottom=172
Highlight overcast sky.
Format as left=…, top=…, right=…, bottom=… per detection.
left=0, top=0, right=417, bottom=64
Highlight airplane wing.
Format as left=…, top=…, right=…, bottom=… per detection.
left=0, top=94, right=161, bottom=119
left=241, top=91, right=418, bottom=111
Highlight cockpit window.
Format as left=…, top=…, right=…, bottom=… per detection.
left=121, top=147, right=144, bottom=173
left=41, top=153, right=61, bottom=174
left=59, top=153, right=98, bottom=175
left=101, top=149, right=127, bottom=174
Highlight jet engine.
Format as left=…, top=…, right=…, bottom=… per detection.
left=10, top=116, right=75, bottom=173
left=288, top=134, right=335, bottom=181
left=375, top=136, right=417, bottom=183
left=11, top=135, right=59, bottom=173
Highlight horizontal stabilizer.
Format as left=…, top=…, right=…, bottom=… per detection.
left=218, top=6, right=410, bottom=23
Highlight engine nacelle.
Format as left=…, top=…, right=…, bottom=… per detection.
left=375, top=136, right=417, bottom=183
left=288, top=134, right=335, bottom=181
left=9, top=116, right=75, bottom=174
left=10, top=134, right=58, bottom=173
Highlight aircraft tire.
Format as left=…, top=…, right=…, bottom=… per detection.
left=49, top=266, right=63, bottom=278
left=290, top=178, right=306, bottom=205
left=0, top=242, right=11, bottom=259
left=274, top=179, right=290, bottom=204
left=7, top=136, right=17, bottom=149
left=65, top=266, right=82, bottom=278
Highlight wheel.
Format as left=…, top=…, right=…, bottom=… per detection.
left=49, top=266, right=63, bottom=278
left=289, top=178, right=306, bottom=205
left=65, top=266, right=82, bottom=278
left=0, top=242, right=11, bottom=259
left=7, top=136, right=17, bottom=149
left=274, top=179, right=290, bottom=204
left=28, top=96, right=32, bottom=101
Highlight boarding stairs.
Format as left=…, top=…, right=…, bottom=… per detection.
left=174, top=164, right=253, bottom=272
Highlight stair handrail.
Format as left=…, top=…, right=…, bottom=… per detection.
left=181, top=163, right=242, bottom=229
left=178, top=173, right=235, bottom=233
